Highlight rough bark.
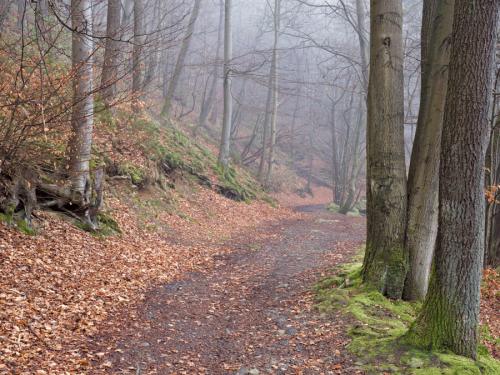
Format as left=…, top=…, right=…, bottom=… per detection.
left=403, top=0, right=454, bottom=301
left=218, top=0, right=232, bottom=168
left=69, top=0, right=94, bottom=203
left=362, top=0, right=407, bottom=299
left=161, top=0, right=202, bottom=119
left=132, top=0, right=145, bottom=113
left=406, top=0, right=498, bottom=358
left=101, top=0, right=121, bottom=106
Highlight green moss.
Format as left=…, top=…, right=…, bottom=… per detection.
left=314, top=258, right=500, bottom=374
left=327, top=202, right=340, bottom=213
left=117, top=162, right=146, bottom=186
left=0, top=212, right=36, bottom=235
left=74, top=212, right=121, bottom=237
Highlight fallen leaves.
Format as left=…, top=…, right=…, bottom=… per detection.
left=0, top=186, right=294, bottom=373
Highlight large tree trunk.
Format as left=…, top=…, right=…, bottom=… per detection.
left=406, top=0, right=498, bottom=358
left=101, top=0, right=121, bottom=106
left=217, top=0, right=232, bottom=168
left=161, top=0, right=202, bottom=119
left=69, top=0, right=94, bottom=203
left=403, top=0, right=454, bottom=301
left=131, top=0, right=145, bottom=113
left=362, top=0, right=407, bottom=299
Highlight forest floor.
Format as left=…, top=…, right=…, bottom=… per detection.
left=92, top=200, right=366, bottom=374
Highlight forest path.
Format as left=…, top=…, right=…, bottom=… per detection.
left=94, top=206, right=365, bottom=374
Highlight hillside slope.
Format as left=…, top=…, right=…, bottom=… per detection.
left=0, top=112, right=293, bottom=373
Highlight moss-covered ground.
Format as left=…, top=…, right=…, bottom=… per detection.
left=314, top=253, right=500, bottom=374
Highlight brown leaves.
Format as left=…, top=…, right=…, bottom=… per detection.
left=0, top=187, right=293, bottom=373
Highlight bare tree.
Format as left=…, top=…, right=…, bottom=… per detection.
left=68, top=0, right=94, bottom=203
left=218, top=0, right=233, bottom=167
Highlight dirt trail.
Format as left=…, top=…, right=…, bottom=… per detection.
left=93, top=206, right=365, bottom=374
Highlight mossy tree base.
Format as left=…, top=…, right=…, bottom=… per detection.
left=314, top=259, right=500, bottom=374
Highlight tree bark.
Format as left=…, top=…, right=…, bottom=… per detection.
left=406, top=0, right=498, bottom=358
left=161, top=0, right=202, bottom=119
left=218, top=0, right=232, bottom=168
left=362, top=0, right=408, bottom=299
left=132, top=0, right=145, bottom=113
left=101, top=0, right=121, bottom=106
left=403, top=0, right=454, bottom=301
left=69, top=0, right=94, bottom=203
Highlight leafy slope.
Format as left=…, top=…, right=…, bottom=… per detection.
left=0, top=109, right=289, bottom=373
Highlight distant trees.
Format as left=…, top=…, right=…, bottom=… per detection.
left=258, top=0, right=281, bottom=184
left=161, top=0, right=203, bottom=119
left=407, top=0, right=498, bottom=357
left=362, top=0, right=407, bottom=299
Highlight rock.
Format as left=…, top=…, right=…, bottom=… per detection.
left=236, top=368, right=259, bottom=375
left=277, top=329, right=286, bottom=336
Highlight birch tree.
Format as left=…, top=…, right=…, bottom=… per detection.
left=362, top=0, right=407, bottom=299
left=406, top=0, right=498, bottom=358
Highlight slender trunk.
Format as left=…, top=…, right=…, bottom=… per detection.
left=331, top=103, right=341, bottom=204
left=101, top=0, right=121, bottom=106
left=199, top=0, right=223, bottom=129
left=362, top=0, right=407, bottom=299
left=132, top=0, right=145, bottom=113
left=403, top=0, right=454, bottom=301
left=264, top=0, right=280, bottom=185
left=355, top=0, right=369, bottom=91
left=69, top=0, right=94, bottom=203
left=406, top=0, right=498, bottom=358
left=218, top=0, right=232, bottom=168
left=340, top=98, right=364, bottom=214
left=161, top=0, right=202, bottom=119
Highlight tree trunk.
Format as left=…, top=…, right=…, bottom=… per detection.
left=69, top=0, right=94, bottom=203
left=406, top=0, right=498, bottom=358
left=198, top=0, right=223, bottom=130
left=264, top=0, right=281, bottom=185
left=132, top=0, right=145, bottom=113
left=161, top=0, right=202, bottom=119
left=362, top=0, right=407, bottom=299
left=101, top=0, right=121, bottom=106
left=403, top=0, right=454, bottom=301
left=218, top=0, right=232, bottom=168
